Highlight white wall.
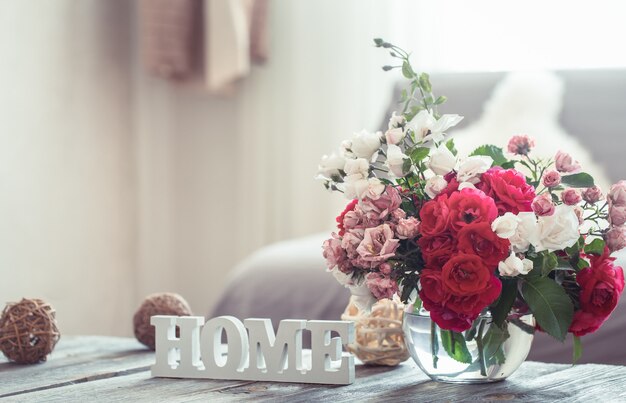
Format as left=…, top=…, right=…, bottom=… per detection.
left=0, top=1, right=135, bottom=335
left=0, top=0, right=399, bottom=336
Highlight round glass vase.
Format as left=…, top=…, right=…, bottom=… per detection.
left=402, top=308, right=535, bottom=383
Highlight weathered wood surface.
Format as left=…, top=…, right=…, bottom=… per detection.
left=2, top=337, right=626, bottom=402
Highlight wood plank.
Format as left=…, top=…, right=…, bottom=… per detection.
left=0, top=336, right=154, bottom=398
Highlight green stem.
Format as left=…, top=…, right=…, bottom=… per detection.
left=431, top=320, right=439, bottom=369
left=475, top=319, right=488, bottom=377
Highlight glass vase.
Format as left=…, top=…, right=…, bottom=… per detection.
left=402, top=308, right=535, bottom=383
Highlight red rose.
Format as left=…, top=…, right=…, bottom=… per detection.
left=419, top=269, right=447, bottom=308
left=418, top=233, right=456, bottom=267
left=577, top=253, right=625, bottom=317
left=419, top=194, right=450, bottom=236
left=423, top=248, right=455, bottom=270
left=441, top=253, right=493, bottom=296
left=336, top=199, right=358, bottom=236
left=447, top=188, right=498, bottom=233
left=569, top=310, right=606, bottom=337
left=437, top=173, right=460, bottom=199
left=444, top=275, right=502, bottom=317
left=478, top=167, right=536, bottom=214
left=457, top=222, right=510, bottom=268
left=429, top=306, right=476, bottom=332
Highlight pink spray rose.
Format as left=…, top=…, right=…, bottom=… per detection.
left=609, top=204, right=626, bottom=226
left=608, top=180, right=626, bottom=206
left=555, top=150, right=582, bottom=173
left=605, top=226, right=626, bottom=252
left=322, top=234, right=351, bottom=273
left=532, top=193, right=555, bottom=216
left=365, top=272, right=398, bottom=300
left=562, top=188, right=582, bottom=206
left=360, top=186, right=402, bottom=219
left=542, top=170, right=561, bottom=188
left=507, top=135, right=535, bottom=155
left=356, top=224, right=399, bottom=266
left=582, top=186, right=604, bottom=204
left=573, top=206, right=585, bottom=225
left=396, top=217, right=421, bottom=239
left=478, top=167, right=536, bottom=214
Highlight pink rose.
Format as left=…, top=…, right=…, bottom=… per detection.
left=322, top=234, right=351, bottom=273
left=555, top=150, right=582, bottom=173
left=342, top=210, right=363, bottom=231
left=532, top=193, right=555, bottom=216
left=609, top=204, right=626, bottom=226
left=478, top=167, right=536, bottom=214
left=605, top=226, right=626, bottom=252
left=542, top=170, right=561, bottom=188
left=561, top=188, right=582, bottom=205
left=390, top=208, right=407, bottom=222
left=341, top=229, right=364, bottom=261
left=356, top=224, right=399, bottom=265
left=507, top=135, right=535, bottom=155
left=360, top=186, right=402, bottom=219
left=336, top=199, right=358, bottom=236
left=396, top=217, right=420, bottom=239
left=582, top=186, right=604, bottom=204
left=365, top=272, right=398, bottom=300
left=608, top=180, right=626, bottom=206
left=379, top=262, right=393, bottom=275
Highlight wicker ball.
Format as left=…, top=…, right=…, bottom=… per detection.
left=341, top=297, right=410, bottom=366
left=133, top=292, right=193, bottom=350
left=0, top=298, right=60, bottom=364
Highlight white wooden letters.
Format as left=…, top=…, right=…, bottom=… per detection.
left=150, top=315, right=356, bottom=384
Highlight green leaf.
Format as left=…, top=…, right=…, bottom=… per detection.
left=584, top=238, right=606, bottom=256
left=482, top=323, right=510, bottom=365
left=490, top=279, right=518, bottom=328
left=573, top=335, right=583, bottom=364
left=576, top=259, right=590, bottom=271
left=410, top=147, right=430, bottom=164
left=445, top=139, right=457, bottom=156
left=561, top=172, right=595, bottom=188
left=434, top=95, right=447, bottom=105
left=530, top=252, right=558, bottom=277
left=402, top=61, right=414, bottom=79
left=419, top=73, right=432, bottom=93
left=470, top=144, right=509, bottom=167
left=440, top=330, right=472, bottom=364
left=521, top=276, right=574, bottom=342
left=402, top=158, right=412, bottom=175
left=400, top=89, right=408, bottom=102
left=373, top=38, right=384, bottom=46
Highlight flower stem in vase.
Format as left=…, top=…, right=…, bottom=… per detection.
left=475, top=319, right=488, bottom=377
left=430, top=320, right=439, bottom=369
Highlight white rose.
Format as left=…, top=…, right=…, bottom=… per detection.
left=498, top=252, right=534, bottom=277
left=385, top=127, right=405, bottom=145
left=348, top=283, right=377, bottom=313
left=533, top=205, right=580, bottom=252
left=428, top=144, right=457, bottom=175
left=388, top=111, right=406, bottom=130
left=318, top=153, right=346, bottom=180
left=344, top=175, right=385, bottom=200
left=491, top=212, right=520, bottom=239
left=425, top=175, right=448, bottom=198
left=349, top=130, right=382, bottom=162
left=385, top=145, right=410, bottom=177
left=343, top=158, right=370, bottom=177
left=456, top=155, right=493, bottom=184
left=407, top=110, right=464, bottom=143
left=510, top=212, right=539, bottom=253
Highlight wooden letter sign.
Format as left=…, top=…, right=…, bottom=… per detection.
left=150, top=316, right=356, bottom=384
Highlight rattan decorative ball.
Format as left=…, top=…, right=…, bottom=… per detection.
left=133, top=292, right=193, bottom=350
left=341, top=296, right=410, bottom=366
left=0, top=298, right=60, bottom=364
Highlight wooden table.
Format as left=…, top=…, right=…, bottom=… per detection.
left=1, top=336, right=625, bottom=402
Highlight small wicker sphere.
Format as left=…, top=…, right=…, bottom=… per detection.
left=0, top=298, right=60, bottom=364
left=133, top=292, right=193, bottom=350
left=341, top=297, right=410, bottom=366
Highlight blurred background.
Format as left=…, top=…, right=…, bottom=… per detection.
left=0, top=0, right=625, bottom=337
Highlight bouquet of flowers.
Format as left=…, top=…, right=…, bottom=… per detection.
left=318, top=39, right=625, bottom=362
